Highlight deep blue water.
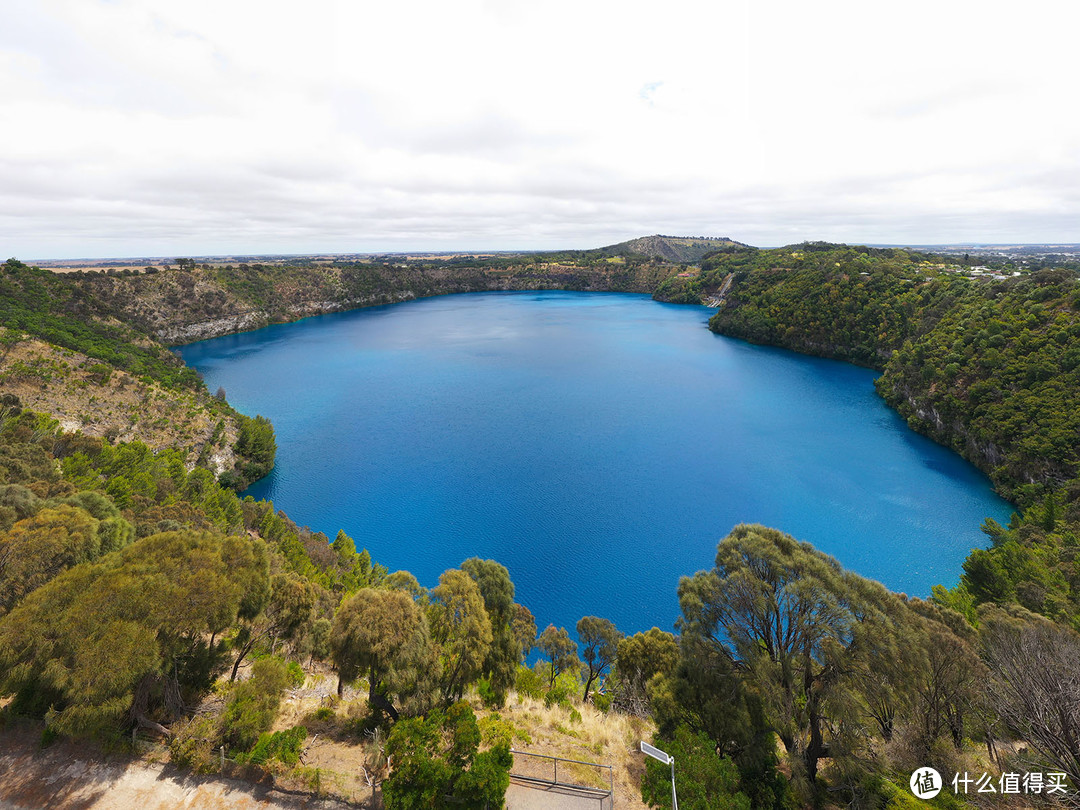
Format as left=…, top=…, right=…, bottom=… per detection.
left=179, top=291, right=1012, bottom=636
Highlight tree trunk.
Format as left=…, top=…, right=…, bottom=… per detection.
left=368, top=665, right=400, bottom=722
left=128, top=673, right=176, bottom=738
left=582, top=670, right=597, bottom=703
left=231, top=637, right=257, bottom=682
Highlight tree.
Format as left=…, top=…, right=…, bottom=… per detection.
left=641, top=725, right=750, bottom=810
left=0, top=530, right=269, bottom=738
left=536, top=625, right=578, bottom=690
left=428, top=569, right=492, bottom=704
left=230, top=573, right=314, bottom=681
left=330, top=587, right=433, bottom=719
left=385, top=569, right=428, bottom=602
left=221, top=657, right=291, bottom=751
left=0, top=504, right=101, bottom=613
left=330, top=530, right=382, bottom=592
left=679, top=524, right=905, bottom=786
left=980, top=606, right=1080, bottom=789
left=903, top=598, right=985, bottom=754
left=577, top=616, right=621, bottom=702
left=614, top=627, right=678, bottom=715
left=511, top=603, right=537, bottom=662
left=462, top=558, right=519, bottom=706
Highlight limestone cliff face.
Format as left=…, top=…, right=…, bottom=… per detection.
left=156, top=312, right=272, bottom=344
left=72, top=262, right=678, bottom=344
left=879, top=380, right=1022, bottom=488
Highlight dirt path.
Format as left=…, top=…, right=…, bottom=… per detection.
left=0, top=727, right=348, bottom=810
left=0, top=727, right=619, bottom=810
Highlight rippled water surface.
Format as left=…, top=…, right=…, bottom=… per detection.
left=179, top=292, right=1012, bottom=634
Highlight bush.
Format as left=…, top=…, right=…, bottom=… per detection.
left=476, top=677, right=501, bottom=709
left=243, top=725, right=308, bottom=766
left=383, top=702, right=512, bottom=810
left=221, top=657, right=289, bottom=751
left=286, top=660, right=305, bottom=688
left=543, top=670, right=581, bottom=709
left=514, top=666, right=544, bottom=699
left=169, top=714, right=221, bottom=773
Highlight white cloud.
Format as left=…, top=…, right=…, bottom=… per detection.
left=1, top=0, right=1078, bottom=257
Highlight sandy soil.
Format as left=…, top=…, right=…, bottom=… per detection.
left=0, top=724, right=349, bottom=809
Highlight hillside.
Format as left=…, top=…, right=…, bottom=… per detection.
left=699, top=243, right=1080, bottom=500
left=6, top=241, right=1080, bottom=807
left=0, top=331, right=237, bottom=475
left=0, top=258, right=274, bottom=488
left=599, top=234, right=749, bottom=263
left=69, top=256, right=684, bottom=344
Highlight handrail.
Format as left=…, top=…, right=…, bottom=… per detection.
left=509, top=749, right=615, bottom=806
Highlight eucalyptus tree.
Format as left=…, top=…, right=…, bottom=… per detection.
left=512, top=603, right=537, bottom=663
left=677, top=524, right=909, bottom=786
left=0, top=504, right=101, bottom=613
left=0, top=529, right=269, bottom=738
left=576, top=616, right=621, bottom=702
left=330, top=586, right=434, bottom=719
left=428, top=569, right=492, bottom=704
left=461, top=557, right=521, bottom=705
left=613, top=626, right=679, bottom=713
left=536, top=625, right=578, bottom=690
left=230, top=572, right=316, bottom=681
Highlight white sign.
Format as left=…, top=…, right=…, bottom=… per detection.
left=640, top=741, right=673, bottom=765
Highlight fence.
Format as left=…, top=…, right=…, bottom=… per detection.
left=509, top=749, right=614, bottom=808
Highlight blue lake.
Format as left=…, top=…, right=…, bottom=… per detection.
left=179, top=291, right=1013, bottom=636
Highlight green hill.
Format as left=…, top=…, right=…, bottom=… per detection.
left=598, top=234, right=750, bottom=263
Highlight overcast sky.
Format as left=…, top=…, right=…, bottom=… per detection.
left=2, top=0, right=1078, bottom=258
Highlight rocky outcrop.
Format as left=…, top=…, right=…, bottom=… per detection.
left=157, top=312, right=271, bottom=344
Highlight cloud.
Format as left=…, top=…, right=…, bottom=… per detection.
left=0, top=0, right=1078, bottom=258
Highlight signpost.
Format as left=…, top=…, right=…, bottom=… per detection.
left=640, top=741, right=678, bottom=810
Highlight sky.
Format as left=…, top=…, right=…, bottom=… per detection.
left=1, top=0, right=1078, bottom=258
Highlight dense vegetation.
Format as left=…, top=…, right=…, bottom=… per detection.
left=702, top=245, right=1080, bottom=501
left=0, top=259, right=201, bottom=389
left=0, top=259, right=276, bottom=489
left=3, top=242, right=1080, bottom=807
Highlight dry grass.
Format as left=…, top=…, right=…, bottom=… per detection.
left=474, top=691, right=654, bottom=809
left=262, top=676, right=654, bottom=809
left=0, top=333, right=237, bottom=473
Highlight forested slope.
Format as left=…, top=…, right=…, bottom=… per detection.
left=6, top=243, right=1080, bottom=806
left=0, top=259, right=275, bottom=488
left=702, top=245, right=1080, bottom=501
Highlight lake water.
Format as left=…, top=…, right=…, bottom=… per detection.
left=179, top=291, right=1012, bottom=636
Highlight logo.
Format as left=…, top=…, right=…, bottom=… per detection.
left=911, top=768, right=942, bottom=799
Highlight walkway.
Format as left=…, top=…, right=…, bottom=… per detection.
left=507, top=776, right=612, bottom=809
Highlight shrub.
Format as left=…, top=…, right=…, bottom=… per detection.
left=286, top=660, right=305, bottom=688
left=169, top=714, right=221, bottom=773
left=244, top=725, right=308, bottom=766
left=514, top=666, right=544, bottom=700
left=221, top=657, right=289, bottom=751
left=476, top=677, right=501, bottom=709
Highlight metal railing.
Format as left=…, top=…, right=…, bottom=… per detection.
left=509, top=749, right=614, bottom=807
